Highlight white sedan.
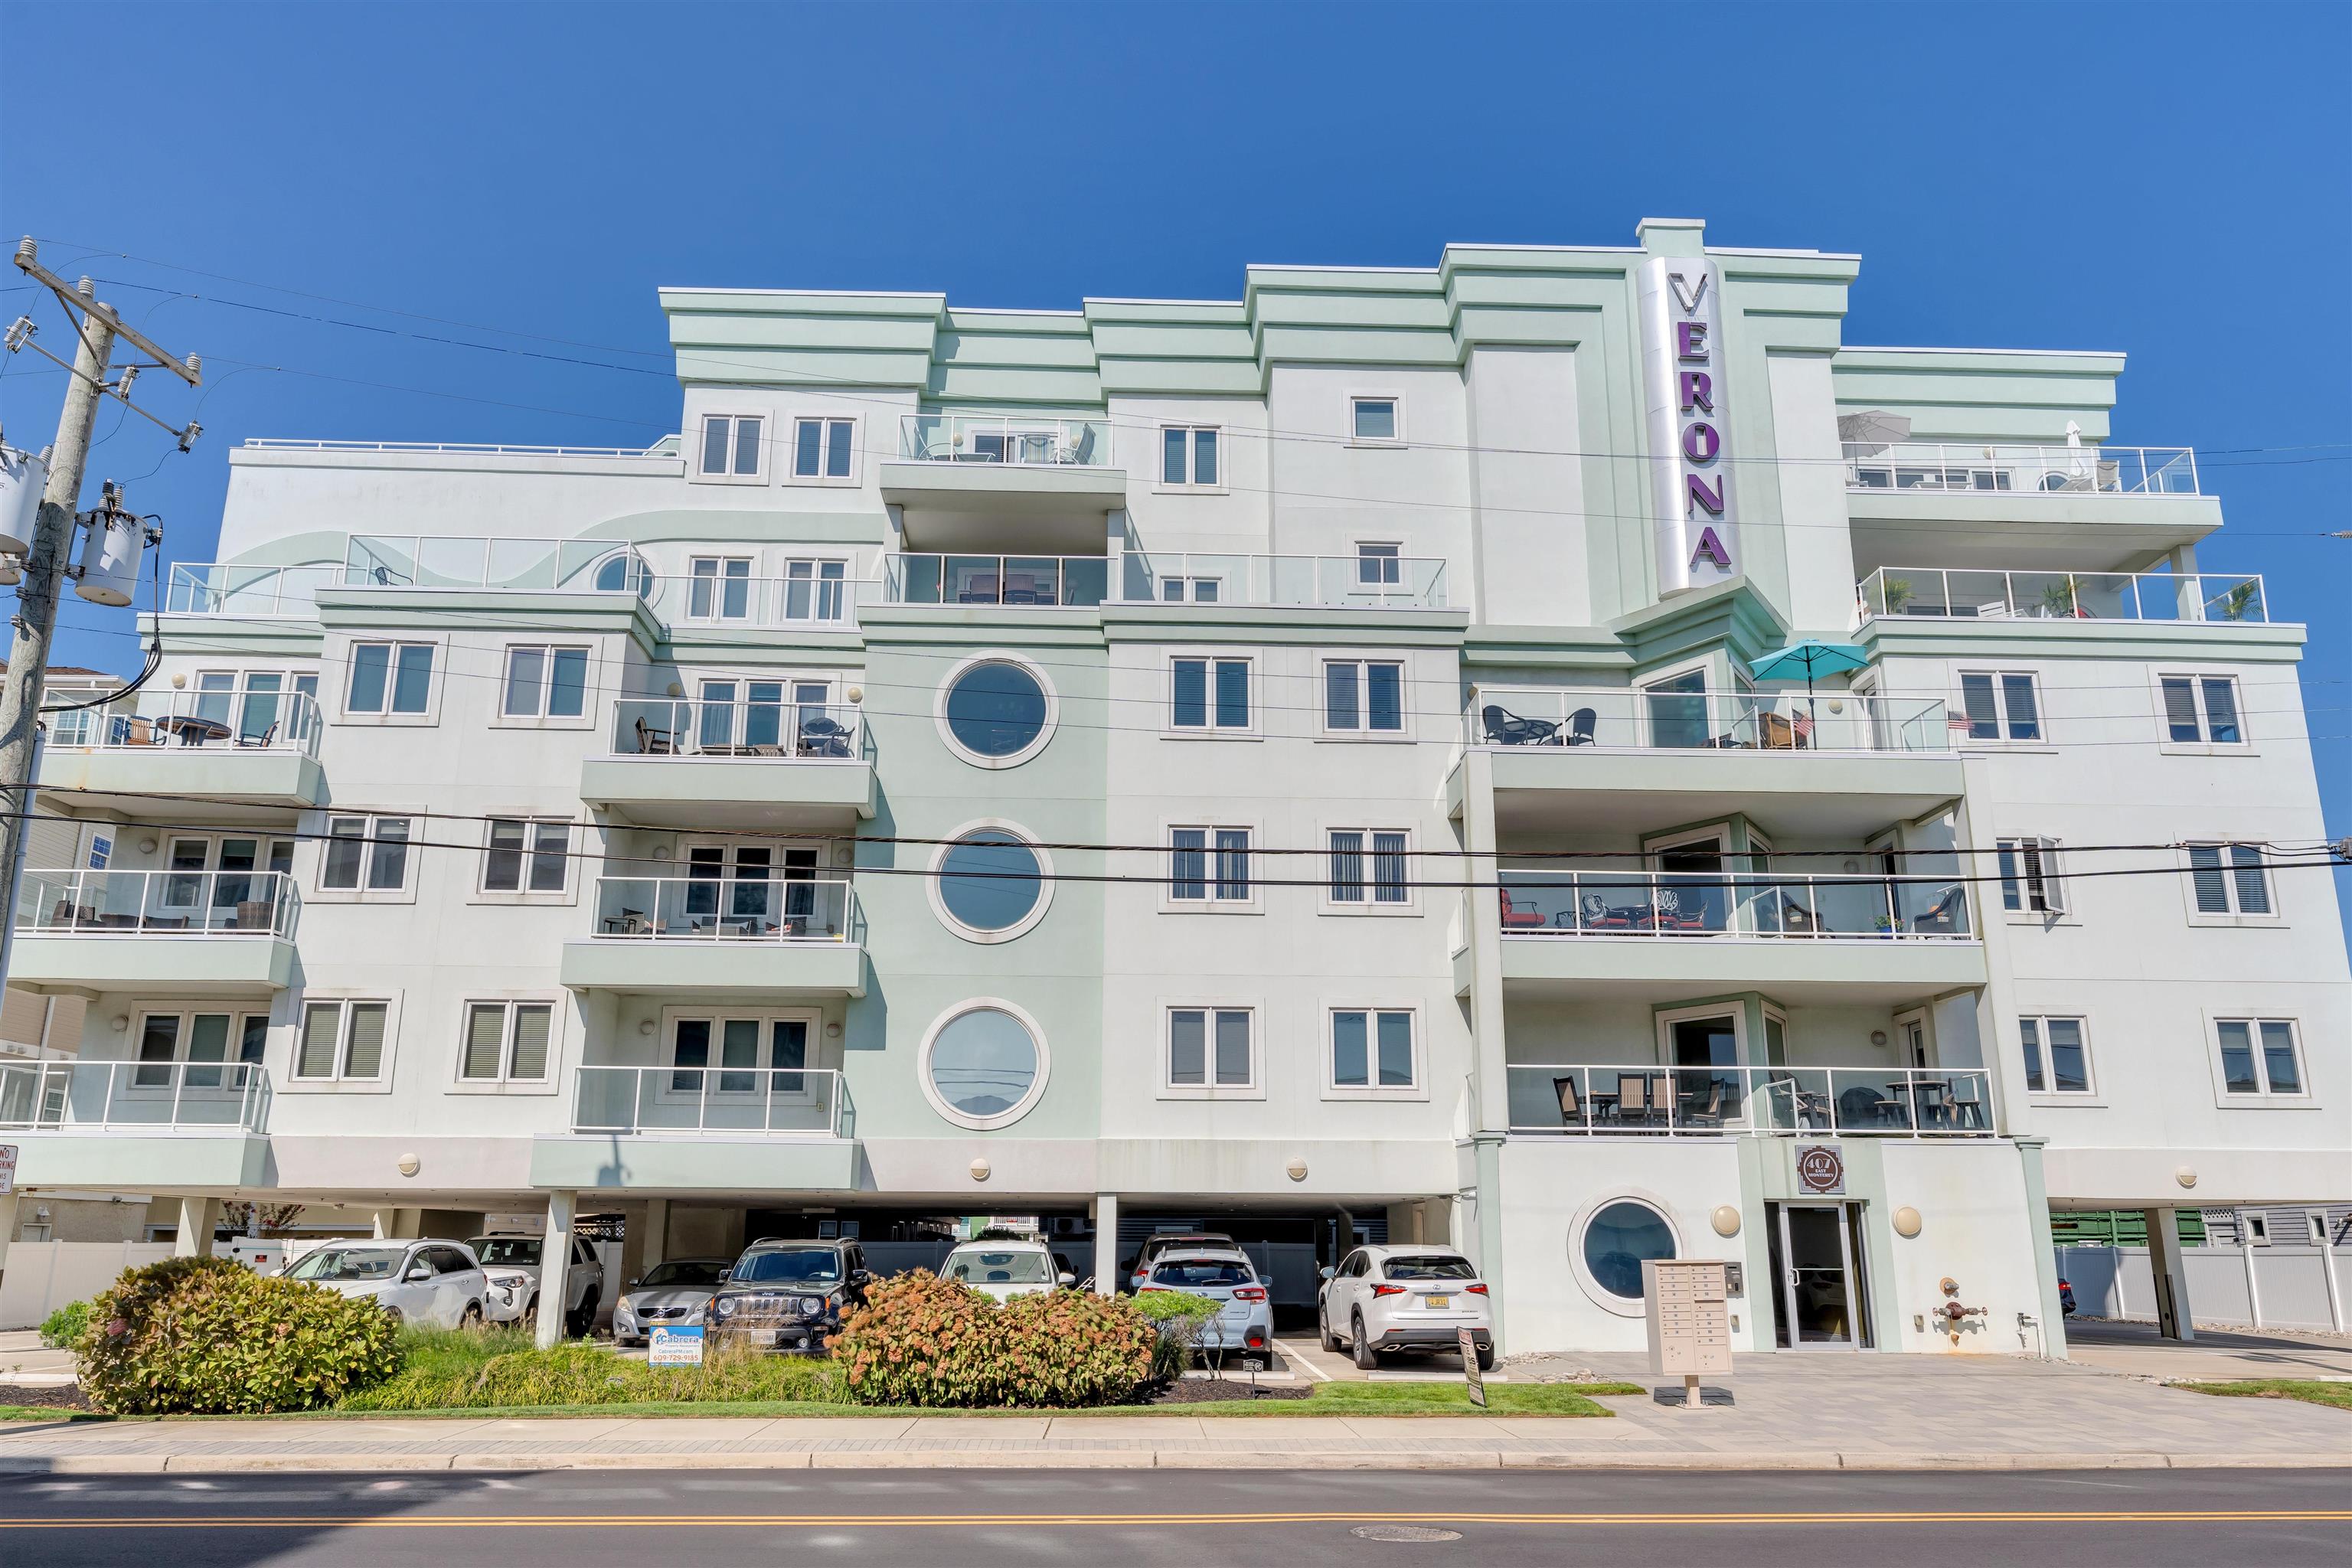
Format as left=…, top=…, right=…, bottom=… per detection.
left=282, top=1240, right=488, bottom=1328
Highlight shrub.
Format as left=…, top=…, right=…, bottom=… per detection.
left=1130, top=1288, right=1221, bottom=1381
left=831, top=1271, right=1156, bottom=1409
left=339, top=1327, right=843, bottom=1411
left=79, top=1256, right=400, bottom=1415
left=38, top=1299, right=90, bottom=1351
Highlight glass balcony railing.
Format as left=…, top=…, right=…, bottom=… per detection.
left=0, top=1060, right=273, bottom=1133
left=165, top=562, right=343, bottom=616
left=570, top=1065, right=849, bottom=1138
left=609, top=700, right=867, bottom=761
left=1857, top=567, right=2267, bottom=625
left=899, top=415, right=1113, bottom=468
left=1468, top=685, right=1949, bottom=753
left=1122, top=551, right=1449, bottom=609
left=1504, top=1063, right=1994, bottom=1137
left=15, top=869, right=299, bottom=938
left=47, top=689, right=323, bottom=756
left=1843, top=442, right=2198, bottom=497
left=341, top=536, right=650, bottom=594
left=587, top=876, right=861, bottom=944
left=1497, top=868, right=1970, bottom=939
left=883, top=553, right=1109, bottom=607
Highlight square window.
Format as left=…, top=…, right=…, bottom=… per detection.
left=2020, top=1016, right=2092, bottom=1094
left=2216, top=1019, right=2305, bottom=1097
left=1325, top=660, right=1404, bottom=733
left=782, top=560, right=848, bottom=622
left=322, top=815, right=411, bottom=895
left=502, top=645, right=589, bottom=719
left=347, top=642, right=435, bottom=717
left=1160, top=426, right=1220, bottom=487
left=688, top=557, right=754, bottom=620
left=1958, top=671, right=2042, bottom=742
left=462, top=1001, right=554, bottom=1083
left=1351, top=397, right=1399, bottom=443
left=1357, top=542, right=1401, bottom=586
left=699, top=414, right=764, bottom=479
left=1168, top=1007, right=1254, bottom=1090
left=294, top=999, right=390, bottom=1082
left=1169, top=827, right=1251, bottom=903
left=1331, top=1008, right=1416, bottom=1090
left=1171, top=658, right=1250, bottom=730
left=484, top=819, right=571, bottom=895
left=1328, top=830, right=1410, bottom=906
left=791, top=417, right=856, bottom=481
left=2160, top=674, right=2246, bottom=746
left=2187, top=843, right=2275, bottom=919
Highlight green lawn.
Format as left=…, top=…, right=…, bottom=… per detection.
left=0, top=1406, right=106, bottom=1423
left=2172, top=1379, right=2352, bottom=1412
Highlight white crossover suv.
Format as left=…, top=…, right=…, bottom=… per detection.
left=1318, top=1245, right=1494, bottom=1370
left=470, top=1233, right=607, bottom=1336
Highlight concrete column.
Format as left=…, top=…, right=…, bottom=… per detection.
left=640, top=1198, right=669, bottom=1272
left=2145, top=1207, right=2196, bottom=1342
left=172, top=1197, right=220, bottom=1258
left=535, top=1191, right=577, bottom=1348
left=1089, top=1193, right=1119, bottom=1296
left=2238, top=1210, right=2265, bottom=1329
left=2319, top=1220, right=2346, bottom=1334
left=2012, top=1138, right=2069, bottom=1359
left=371, top=1207, right=422, bottom=1240
left=0, top=1190, right=19, bottom=1279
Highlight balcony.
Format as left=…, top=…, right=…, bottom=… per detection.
left=1844, top=442, right=2198, bottom=498
left=531, top=1067, right=856, bottom=1192
left=0, top=1061, right=273, bottom=1188
left=168, top=537, right=653, bottom=616
left=640, top=567, right=873, bottom=630
left=1122, top=551, right=1450, bottom=609
left=881, top=417, right=1125, bottom=551
left=559, top=877, right=866, bottom=996
left=897, top=415, right=1112, bottom=469
left=581, top=700, right=874, bottom=828
left=1470, top=685, right=1947, bottom=753
left=1841, top=442, right=2219, bottom=573
left=1857, top=567, right=2268, bottom=626
left=41, top=691, right=325, bottom=809
left=10, top=870, right=300, bottom=995
left=1504, top=1063, right=1994, bottom=1138
left=882, top=552, right=1109, bottom=607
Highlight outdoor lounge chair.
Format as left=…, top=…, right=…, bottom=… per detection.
left=1909, top=884, right=1965, bottom=933
left=1481, top=705, right=1559, bottom=746
left=1498, top=888, right=1547, bottom=928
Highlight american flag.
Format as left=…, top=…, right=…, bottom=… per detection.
left=1792, top=711, right=1815, bottom=743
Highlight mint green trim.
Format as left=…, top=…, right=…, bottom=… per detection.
left=13, top=1133, right=270, bottom=1190
left=1459, top=626, right=1631, bottom=670
left=1860, top=614, right=2304, bottom=664
left=876, top=461, right=1127, bottom=506
left=1485, top=746, right=1965, bottom=809
left=143, top=616, right=325, bottom=658
left=530, top=1134, right=859, bottom=1193
left=1100, top=605, right=1467, bottom=648
left=40, top=748, right=325, bottom=809
left=8, top=936, right=297, bottom=995
left=1607, top=577, right=1792, bottom=672
left=312, top=588, right=664, bottom=656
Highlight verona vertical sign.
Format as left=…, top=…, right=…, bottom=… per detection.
left=1638, top=256, right=1736, bottom=594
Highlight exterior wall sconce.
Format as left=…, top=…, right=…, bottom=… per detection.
left=1893, top=1206, right=1923, bottom=1238
left=1710, top=1204, right=1741, bottom=1237
left=969, top=1158, right=991, bottom=1182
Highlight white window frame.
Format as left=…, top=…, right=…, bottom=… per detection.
left=1323, top=1003, right=1426, bottom=1099
left=2018, top=1014, right=2098, bottom=1100
left=926, top=818, right=1056, bottom=946
left=285, top=994, right=399, bottom=1093
left=338, top=637, right=443, bottom=725
left=684, top=556, right=758, bottom=622
left=1654, top=1001, right=1751, bottom=1067
left=659, top=1006, right=825, bottom=1108
left=1165, top=652, right=1256, bottom=737
left=1997, top=835, right=2067, bottom=920
left=452, top=996, right=563, bottom=1091
left=1354, top=541, right=1403, bottom=586
left=156, top=668, right=320, bottom=748
left=1164, top=822, right=1258, bottom=912
left=779, top=558, right=851, bottom=624
left=1155, top=424, right=1224, bottom=492
left=126, top=1007, right=273, bottom=1093
left=475, top=817, right=580, bottom=903
left=313, top=812, right=420, bottom=904
left=915, top=998, right=1050, bottom=1132
left=1322, top=826, right=1416, bottom=914
left=2154, top=669, right=2253, bottom=755
left=495, top=643, right=596, bottom=728
left=2208, top=1015, right=2311, bottom=1104
left=788, top=414, right=861, bottom=487
left=933, top=652, right=1059, bottom=770
left=2180, top=841, right=2281, bottom=926
left=1159, top=1001, right=1263, bottom=1099
left=1348, top=393, right=1404, bottom=447
left=1320, top=655, right=1411, bottom=740
left=694, top=411, right=769, bottom=485
left=1954, top=668, right=2046, bottom=746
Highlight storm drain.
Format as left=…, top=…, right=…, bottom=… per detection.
left=1351, top=1524, right=1464, bottom=1543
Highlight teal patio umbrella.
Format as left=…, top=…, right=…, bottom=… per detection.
left=1747, top=640, right=1872, bottom=733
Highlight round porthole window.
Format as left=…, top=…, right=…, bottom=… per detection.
left=929, top=822, right=1053, bottom=943
left=920, top=1001, right=1048, bottom=1130
left=1577, top=1197, right=1680, bottom=1308
left=936, top=655, right=1054, bottom=766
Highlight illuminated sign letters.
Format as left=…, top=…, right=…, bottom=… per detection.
left=1640, top=257, right=1736, bottom=592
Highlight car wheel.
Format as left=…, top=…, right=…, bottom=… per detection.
left=1475, top=1344, right=1495, bottom=1373
left=461, top=1302, right=483, bottom=1328
left=1351, top=1312, right=1379, bottom=1370
left=381, top=1306, right=403, bottom=1325
left=521, top=1292, right=541, bottom=1330
left=1318, top=1310, right=1340, bottom=1353
left=566, top=1288, right=599, bottom=1338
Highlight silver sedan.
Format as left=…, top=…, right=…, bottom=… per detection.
left=613, top=1257, right=733, bottom=1347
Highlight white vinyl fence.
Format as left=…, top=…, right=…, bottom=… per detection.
left=0, top=1240, right=174, bottom=1329
left=2056, top=1244, right=2347, bottom=1333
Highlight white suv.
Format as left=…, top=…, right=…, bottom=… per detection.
left=470, top=1233, right=606, bottom=1335
left=1318, top=1245, right=1494, bottom=1370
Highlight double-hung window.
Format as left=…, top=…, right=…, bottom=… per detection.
left=483, top=819, right=571, bottom=895
left=501, top=645, right=589, bottom=719
left=459, top=1000, right=554, bottom=1083
left=1328, top=829, right=1410, bottom=906
left=1168, top=1007, right=1254, bottom=1093
left=782, top=559, right=847, bottom=622
left=2160, top=675, right=2244, bottom=746
left=1325, top=659, right=1405, bottom=733
left=792, top=416, right=856, bottom=482
left=2187, top=842, right=2274, bottom=919
left=2215, top=1018, right=2305, bottom=1098
left=2019, top=1016, right=2092, bottom=1094
left=322, top=815, right=413, bottom=893
left=1170, top=827, right=1251, bottom=903
left=688, top=557, right=754, bottom=621
left=345, top=642, right=435, bottom=717
left=1998, top=837, right=2065, bottom=916
left=1331, top=1007, right=1416, bottom=1092
left=1171, top=657, right=1250, bottom=731
left=698, top=413, right=764, bottom=479
left=1160, top=426, right=1220, bottom=487
left=295, top=999, right=390, bottom=1082
left=1958, top=671, right=2041, bottom=742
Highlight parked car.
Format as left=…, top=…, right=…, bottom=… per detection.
left=469, top=1232, right=607, bottom=1336
left=705, top=1237, right=871, bottom=1354
left=614, top=1257, right=735, bottom=1348
left=281, top=1240, right=486, bottom=1329
left=1125, top=1231, right=1239, bottom=1292
left=1318, top=1245, right=1493, bottom=1370
left=942, top=1240, right=1074, bottom=1301
left=1141, top=1248, right=1273, bottom=1369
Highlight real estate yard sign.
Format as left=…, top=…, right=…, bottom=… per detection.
left=1459, top=1328, right=1485, bottom=1407
left=648, top=1325, right=704, bottom=1367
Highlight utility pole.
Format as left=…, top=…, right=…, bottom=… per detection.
left=0, top=241, right=201, bottom=998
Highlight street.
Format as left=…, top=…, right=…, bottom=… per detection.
left=4, top=1468, right=2346, bottom=1566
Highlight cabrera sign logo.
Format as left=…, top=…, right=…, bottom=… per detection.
left=1639, top=256, right=1736, bottom=592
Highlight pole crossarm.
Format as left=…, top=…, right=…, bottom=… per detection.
left=14, top=239, right=201, bottom=387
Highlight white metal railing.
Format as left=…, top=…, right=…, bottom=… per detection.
left=570, top=1065, right=848, bottom=1138
left=884, top=553, right=1109, bottom=607
left=48, top=689, right=323, bottom=757
left=1468, top=685, right=1949, bottom=753
left=899, top=415, right=1112, bottom=468
left=639, top=570, right=878, bottom=627
left=589, top=876, right=861, bottom=944
left=342, top=536, right=651, bottom=594
left=1496, top=868, right=1970, bottom=939
left=1122, top=551, right=1449, bottom=609
left=242, top=437, right=678, bottom=459
left=0, top=1060, right=272, bottom=1134
left=1843, top=442, right=2198, bottom=497
left=1504, top=1063, right=1994, bottom=1138
left=165, top=562, right=344, bottom=616
left=16, top=869, right=299, bottom=938
left=610, top=699, right=867, bottom=762
left=1857, top=567, right=2267, bottom=626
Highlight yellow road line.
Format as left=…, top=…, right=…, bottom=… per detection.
left=5, top=1509, right=2348, bottom=1530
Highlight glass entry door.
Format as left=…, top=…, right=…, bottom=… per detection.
left=1769, top=1203, right=1867, bottom=1350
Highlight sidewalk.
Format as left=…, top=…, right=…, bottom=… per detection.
left=3, top=1348, right=2344, bottom=1473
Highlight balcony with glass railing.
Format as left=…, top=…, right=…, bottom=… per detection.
left=882, top=553, right=1109, bottom=607
left=50, top=688, right=323, bottom=756
left=1503, top=1063, right=1993, bottom=1138
left=1468, top=685, right=1949, bottom=753
left=1122, top=551, right=1449, bottom=609
left=1857, top=567, right=2267, bottom=626
left=569, top=1065, right=849, bottom=1138
left=583, top=701, right=875, bottom=828
left=898, top=415, right=1113, bottom=468
left=1843, top=443, right=2198, bottom=497
left=560, top=877, right=866, bottom=995
left=0, top=1060, right=272, bottom=1135
left=1495, top=868, right=1970, bottom=940
left=169, top=538, right=652, bottom=616
left=10, top=869, right=301, bottom=993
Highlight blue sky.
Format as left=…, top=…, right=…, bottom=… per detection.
left=2, top=1, right=2345, bottom=914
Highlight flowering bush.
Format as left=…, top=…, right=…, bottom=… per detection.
left=79, top=1255, right=400, bottom=1415
left=831, top=1271, right=1156, bottom=1408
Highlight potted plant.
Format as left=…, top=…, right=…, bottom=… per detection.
left=2038, top=580, right=2079, bottom=619
left=1880, top=577, right=1915, bottom=616
left=2209, top=580, right=2262, bottom=622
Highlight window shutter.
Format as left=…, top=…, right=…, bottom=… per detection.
left=2227, top=844, right=2271, bottom=915
left=299, top=1004, right=341, bottom=1078
left=2188, top=846, right=2230, bottom=913
left=341, top=1002, right=387, bottom=1078
left=462, top=1004, right=505, bottom=1080
left=2161, top=676, right=2200, bottom=741
left=509, top=1004, right=551, bottom=1080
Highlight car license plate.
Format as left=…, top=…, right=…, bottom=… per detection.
left=1426, top=1294, right=1450, bottom=1309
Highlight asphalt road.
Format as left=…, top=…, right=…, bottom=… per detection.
left=4, top=1467, right=2345, bottom=1566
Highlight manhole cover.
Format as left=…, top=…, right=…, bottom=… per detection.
left=1351, top=1524, right=1463, bottom=1543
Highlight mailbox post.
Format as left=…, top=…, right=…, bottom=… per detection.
left=1644, top=1258, right=1733, bottom=1407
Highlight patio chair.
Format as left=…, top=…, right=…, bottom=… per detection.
left=1678, top=1075, right=1730, bottom=1129
left=956, top=574, right=1001, bottom=604
left=1655, top=887, right=1712, bottom=932
left=1552, top=1075, right=1586, bottom=1130
left=1908, top=884, right=1965, bottom=934
left=1564, top=707, right=1597, bottom=746
left=1498, top=888, right=1547, bottom=929
left=1481, top=705, right=1559, bottom=746
left=235, top=721, right=278, bottom=750
left=1837, top=1084, right=1902, bottom=1129
left=1615, top=1072, right=1664, bottom=1129
left=1577, top=892, right=1610, bottom=929
left=795, top=717, right=851, bottom=758
left=1001, top=574, right=1044, bottom=605
left=634, top=716, right=675, bottom=756
left=601, top=908, right=648, bottom=935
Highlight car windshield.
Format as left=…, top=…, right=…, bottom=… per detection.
left=1382, top=1255, right=1477, bottom=1282
left=946, top=1250, right=1052, bottom=1285
left=1152, top=1259, right=1252, bottom=1289
left=285, top=1246, right=405, bottom=1282
left=639, top=1260, right=730, bottom=1289
left=732, top=1249, right=844, bottom=1285
left=472, top=1239, right=542, bottom=1268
